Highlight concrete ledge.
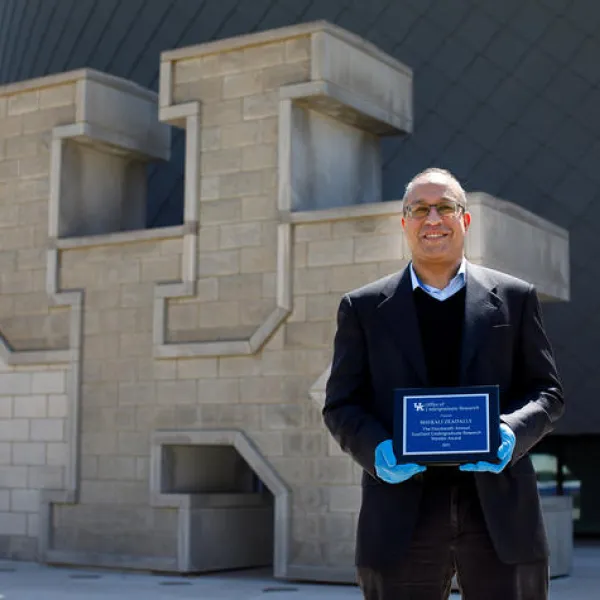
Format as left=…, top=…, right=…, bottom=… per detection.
left=467, top=192, right=569, bottom=302
left=161, top=21, right=412, bottom=78
left=74, top=75, right=170, bottom=160
left=45, top=550, right=177, bottom=573
left=150, top=429, right=291, bottom=577
left=54, top=225, right=185, bottom=250
left=281, top=80, right=409, bottom=136
left=0, top=68, right=157, bottom=102
left=542, top=495, right=574, bottom=577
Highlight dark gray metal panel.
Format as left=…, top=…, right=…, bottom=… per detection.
left=0, top=0, right=599, bottom=434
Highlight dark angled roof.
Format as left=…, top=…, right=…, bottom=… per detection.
left=1, top=0, right=600, bottom=434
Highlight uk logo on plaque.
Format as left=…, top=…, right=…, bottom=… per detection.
left=393, top=386, right=500, bottom=465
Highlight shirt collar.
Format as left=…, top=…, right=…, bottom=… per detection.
left=410, top=258, right=467, bottom=293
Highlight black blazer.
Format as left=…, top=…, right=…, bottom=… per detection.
left=323, top=262, right=564, bottom=567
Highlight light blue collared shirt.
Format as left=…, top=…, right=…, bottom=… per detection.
left=410, top=258, right=467, bottom=301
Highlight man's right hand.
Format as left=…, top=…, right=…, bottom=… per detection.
left=374, top=440, right=426, bottom=484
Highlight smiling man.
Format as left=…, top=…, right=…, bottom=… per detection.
left=323, top=168, right=565, bottom=599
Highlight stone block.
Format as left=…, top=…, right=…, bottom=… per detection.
left=240, top=246, right=277, bottom=273
left=118, top=381, right=156, bottom=406
left=201, top=99, right=242, bottom=126
left=200, top=176, right=220, bottom=201
left=219, top=171, right=263, bottom=198
left=261, top=404, right=304, bottom=430
left=0, top=512, right=27, bottom=536
left=285, top=37, right=311, bottom=62
left=242, top=92, right=279, bottom=120
left=31, top=371, right=65, bottom=394
left=47, top=395, right=68, bottom=418
left=4, top=136, right=44, bottom=159
left=27, top=513, right=39, bottom=538
left=10, top=489, right=39, bottom=513
left=223, top=71, right=263, bottom=99
left=330, top=263, right=380, bottom=293
left=201, top=148, right=242, bottom=176
left=283, top=432, right=325, bottom=457
left=140, top=256, right=180, bottom=282
left=305, top=294, right=341, bottom=322
left=81, top=431, right=118, bottom=456
left=262, top=61, right=310, bottom=91
left=201, top=200, right=242, bottom=226
left=117, top=432, right=149, bottom=456
left=156, top=380, right=198, bottom=405
left=39, top=84, right=75, bottom=109
left=219, top=222, right=263, bottom=249
left=251, top=431, right=284, bottom=456
left=0, top=419, right=29, bottom=442
left=295, top=224, right=333, bottom=243
left=0, top=443, right=10, bottom=465
left=242, top=44, right=285, bottom=68
left=198, top=301, right=240, bottom=328
left=7, top=91, right=39, bottom=116
left=30, top=419, right=64, bottom=442
left=307, top=239, right=354, bottom=268
left=354, top=234, right=404, bottom=263
left=239, top=376, right=281, bottom=404
left=0, top=397, right=12, bottom=418
left=200, top=126, right=221, bottom=151
left=27, top=465, right=64, bottom=488
left=242, top=144, right=277, bottom=171
left=175, top=358, right=219, bottom=380
left=221, top=121, right=261, bottom=148
left=46, top=442, right=68, bottom=466
left=119, top=333, right=153, bottom=358
left=242, top=195, right=277, bottom=221
left=218, top=273, right=262, bottom=302
left=315, top=457, right=355, bottom=485
left=328, top=485, right=361, bottom=512
left=197, top=378, right=240, bottom=404
left=98, top=456, right=137, bottom=480
left=286, top=321, right=334, bottom=348
left=0, top=466, right=28, bottom=488
left=0, top=490, right=8, bottom=511
left=293, top=268, right=331, bottom=295
left=0, top=373, right=32, bottom=395
left=219, top=356, right=262, bottom=378
left=12, top=442, right=46, bottom=466
left=177, top=77, right=223, bottom=104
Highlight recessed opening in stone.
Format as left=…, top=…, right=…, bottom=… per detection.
left=290, top=104, right=382, bottom=212
left=58, top=139, right=149, bottom=237
left=161, top=443, right=274, bottom=574
left=146, top=128, right=184, bottom=229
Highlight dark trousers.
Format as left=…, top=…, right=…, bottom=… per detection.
left=357, top=475, right=548, bottom=600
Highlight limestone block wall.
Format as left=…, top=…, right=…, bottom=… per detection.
left=0, top=78, right=75, bottom=351
left=0, top=364, right=69, bottom=559
left=0, top=22, right=569, bottom=583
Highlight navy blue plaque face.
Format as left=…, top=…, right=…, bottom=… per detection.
left=393, top=386, right=500, bottom=465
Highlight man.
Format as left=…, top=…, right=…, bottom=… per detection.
left=322, top=168, right=564, bottom=600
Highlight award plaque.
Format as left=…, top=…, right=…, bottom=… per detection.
left=393, top=385, right=500, bottom=465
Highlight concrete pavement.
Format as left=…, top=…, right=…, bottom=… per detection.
left=0, top=544, right=598, bottom=599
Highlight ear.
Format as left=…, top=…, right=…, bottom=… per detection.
left=401, top=216, right=407, bottom=229
left=463, top=211, right=471, bottom=230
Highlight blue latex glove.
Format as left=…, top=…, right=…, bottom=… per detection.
left=459, top=423, right=516, bottom=474
left=375, top=440, right=426, bottom=483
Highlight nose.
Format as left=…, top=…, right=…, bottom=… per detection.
left=424, top=206, right=442, bottom=224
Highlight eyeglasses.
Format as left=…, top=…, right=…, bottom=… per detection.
left=403, top=200, right=465, bottom=220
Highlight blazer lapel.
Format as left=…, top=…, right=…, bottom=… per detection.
left=377, top=267, right=428, bottom=385
left=460, top=263, right=503, bottom=383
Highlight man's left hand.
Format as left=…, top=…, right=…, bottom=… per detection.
left=459, top=423, right=516, bottom=474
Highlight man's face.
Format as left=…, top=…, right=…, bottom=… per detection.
left=401, top=173, right=471, bottom=265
